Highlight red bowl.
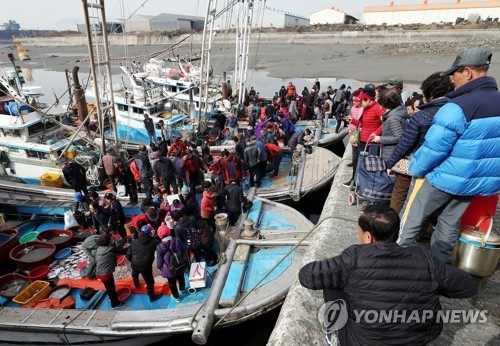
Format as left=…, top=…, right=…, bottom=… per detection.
left=28, top=265, right=50, bottom=280
left=10, top=241, right=56, bottom=270
left=117, top=287, right=131, bottom=303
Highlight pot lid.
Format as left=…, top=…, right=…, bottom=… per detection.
left=460, top=225, right=500, bottom=246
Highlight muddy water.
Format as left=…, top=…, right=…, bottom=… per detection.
left=0, top=279, right=31, bottom=297
left=41, top=235, right=70, bottom=244
left=17, top=248, right=53, bottom=262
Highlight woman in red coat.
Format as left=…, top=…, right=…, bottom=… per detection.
left=201, top=185, right=218, bottom=232
left=344, top=87, right=384, bottom=187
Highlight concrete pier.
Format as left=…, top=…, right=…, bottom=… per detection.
left=268, top=144, right=499, bottom=346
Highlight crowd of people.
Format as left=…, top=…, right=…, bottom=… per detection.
left=300, top=47, right=500, bottom=345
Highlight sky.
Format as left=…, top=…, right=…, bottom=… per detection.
left=0, top=0, right=473, bottom=30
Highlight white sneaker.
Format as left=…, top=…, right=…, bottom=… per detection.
left=181, top=289, right=188, bottom=296
left=172, top=296, right=181, bottom=303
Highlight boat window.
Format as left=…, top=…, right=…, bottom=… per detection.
left=26, top=150, right=50, bottom=160
left=28, top=121, right=57, bottom=137
left=3, top=128, right=21, bottom=137
left=118, top=104, right=129, bottom=111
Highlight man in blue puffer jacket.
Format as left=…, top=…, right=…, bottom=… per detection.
left=398, top=47, right=500, bottom=263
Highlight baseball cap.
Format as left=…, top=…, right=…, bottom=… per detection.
left=141, top=225, right=152, bottom=234
left=181, top=186, right=189, bottom=194
left=358, top=91, right=374, bottom=101
left=74, top=192, right=83, bottom=202
left=384, top=77, right=403, bottom=89
left=149, top=151, right=161, bottom=160
left=440, top=47, right=492, bottom=76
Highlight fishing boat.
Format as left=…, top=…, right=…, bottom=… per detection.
left=261, top=146, right=339, bottom=201
left=0, top=59, right=100, bottom=186
left=0, top=187, right=313, bottom=345
left=83, top=66, right=194, bottom=150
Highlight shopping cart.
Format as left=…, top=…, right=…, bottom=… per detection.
left=348, top=142, right=396, bottom=209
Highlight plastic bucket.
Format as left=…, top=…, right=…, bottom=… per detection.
left=124, top=215, right=134, bottom=236
left=64, top=146, right=77, bottom=159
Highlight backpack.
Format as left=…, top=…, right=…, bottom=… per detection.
left=166, top=239, right=189, bottom=276
left=186, top=227, right=202, bottom=250
left=129, top=160, right=141, bottom=182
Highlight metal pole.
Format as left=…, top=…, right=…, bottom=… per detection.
left=82, top=0, right=106, bottom=154
left=291, top=147, right=307, bottom=202
left=99, top=0, right=119, bottom=147
left=236, top=239, right=311, bottom=246
left=240, top=0, right=254, bottom=107
left=64, top=68, right=73, bottom=106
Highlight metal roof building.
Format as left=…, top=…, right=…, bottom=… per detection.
left=150, top=13, right=205, bottom=31
left=260, top=7, right=310, bottom=28
left=310, top=7, right=359, bottom=25
left=124, top=14, right=154, bottom=32
left=363, top=0, right=500, bottom=25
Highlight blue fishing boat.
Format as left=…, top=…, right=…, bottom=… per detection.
left=0, top=189, right=313, bottom=345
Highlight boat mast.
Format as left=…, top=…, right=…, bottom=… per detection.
left=234, top=0, right=254, bottom=108
left=81, top=0, right=119, bottom=153
left=198, top=0, right=218, bottom=132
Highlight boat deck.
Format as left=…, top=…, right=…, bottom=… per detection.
left=257, top=146, right=339, bottom=201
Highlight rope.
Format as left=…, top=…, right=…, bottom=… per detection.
left=213, top=214, right=351, bottom=328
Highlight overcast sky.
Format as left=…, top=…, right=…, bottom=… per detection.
left=1, top=0, right=473, bottom=30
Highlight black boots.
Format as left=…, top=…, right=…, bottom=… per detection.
left=147, top=289, right=162, bottom=302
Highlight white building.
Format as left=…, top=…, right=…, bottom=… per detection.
left=310, top=7, right=359, bottom=25
left=259, top=7, right=310, bottom=28
left=363, top=0, right=500, bottom=26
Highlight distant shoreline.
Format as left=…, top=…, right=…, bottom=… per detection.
left=2, top=29, right=499, bottom=86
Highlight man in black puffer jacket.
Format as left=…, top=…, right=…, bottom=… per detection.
left=299, top=205, right=476, bottom=346
left=126, top=225, right=162, bottom=302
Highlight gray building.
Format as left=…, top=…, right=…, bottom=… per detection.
left=260, top=7, right=309, bottom=28
left=150, top=13, right=205, bottom=31
left=124, top=14, right=154, bottom=32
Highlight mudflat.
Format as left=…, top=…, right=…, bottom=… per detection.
left=3, top=32, right=500, bottom=87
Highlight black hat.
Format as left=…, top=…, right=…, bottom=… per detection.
left=440, top=47, right=492, bottom=76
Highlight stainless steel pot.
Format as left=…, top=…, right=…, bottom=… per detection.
left=452, top=215, right=500, bottom=277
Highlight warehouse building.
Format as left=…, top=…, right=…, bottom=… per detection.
left=363, top=0, right=500, bottom=26
left=310, top=7, right=359, bottom=25
left=124, top=13, right=204, bottom=32
left=123, top=14, right=154, bottom=32
left=260, top=7, right=310, bottom=27
left=150, top=13, right=205, bottom=31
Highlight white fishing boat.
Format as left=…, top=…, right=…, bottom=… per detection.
left=0, top=62, right=100, bottom=186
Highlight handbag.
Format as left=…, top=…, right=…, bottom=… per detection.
left=349, top=128, right=360, bottom=144
left=391, top=158, right=411, bottom=176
